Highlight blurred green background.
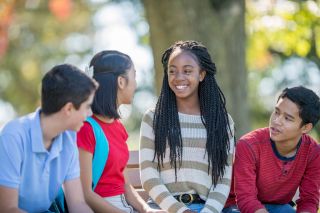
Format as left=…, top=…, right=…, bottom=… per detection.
left=1, top=0, right=320, bottom=152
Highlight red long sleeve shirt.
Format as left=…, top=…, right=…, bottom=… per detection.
left=225, top=128, right=320, bottom=213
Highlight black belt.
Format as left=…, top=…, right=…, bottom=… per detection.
left=174, top=194, right=205, bottom=204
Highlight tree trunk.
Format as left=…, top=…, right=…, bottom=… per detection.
left=143, top=0, right=250, bottom=137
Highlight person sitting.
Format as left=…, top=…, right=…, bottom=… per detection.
left=0, top=64, right=97, bottom=213
left=223, top=86, right=320, bottom=213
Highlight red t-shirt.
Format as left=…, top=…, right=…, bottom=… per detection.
left=225, top=128, right=320, bottom=213
left=77, top=115, right=129, bottom=197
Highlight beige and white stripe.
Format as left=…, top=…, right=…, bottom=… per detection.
left=139, top=109, right=235, bottom=213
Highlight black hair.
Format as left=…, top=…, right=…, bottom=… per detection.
left=41, top=63, right=97, bottom=115
left=278, top=86, right=320, bottom=127
left=153, top=40, right=232, bottom=186
left=90, top=50, right=133, bottom=119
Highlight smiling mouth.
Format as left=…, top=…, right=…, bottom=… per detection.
left=176, top=85, right=188, bottom=90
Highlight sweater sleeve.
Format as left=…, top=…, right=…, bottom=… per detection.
left=234, top=139, right=265, bottom=213
left=296, top=144, right=320, bottom=213
left=201, top=115, right=235, bottom=213
left=139, top=110, right=189, bottom=213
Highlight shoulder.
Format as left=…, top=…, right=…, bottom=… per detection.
left=301, top=134, right=318, bottom=146
left=227, top=113, right=234, bottom=125
left=301, top=134, right=320, bottom=158
left=0, top=111, right=38, bottom=145
left=237, top=127, right=270, bottom=147
left=79, top=121, right=94, bottom=133
left=142, top=108, right=155, bottom=124
left=114, top=119, right=126, bottom=128
left=227, top=113, right=235, bottom=132
left=1, top=112, right=36, bottom=135
left=113, top=119, right=128, bottom=135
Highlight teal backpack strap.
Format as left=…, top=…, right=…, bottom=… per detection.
left=50, top=117, right=109, bottom=212
left=86, top=117, right=109, bottom=190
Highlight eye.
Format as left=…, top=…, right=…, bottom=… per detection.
left=168, top=69, right=175, bottom=74
left=184, top=70, right=192, bottom=74
left=285, top=116, right=293, bottom=121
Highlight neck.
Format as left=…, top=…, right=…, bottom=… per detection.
left=40, top=112, right=64, bottom=150
left=274, top=139, right=300, bottom=157
left=95, top=114, right=114, bottom=123
left=176, top=98, right=201, bottom=115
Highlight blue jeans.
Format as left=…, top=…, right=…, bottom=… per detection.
left=222, top=204, right=296, bottom=213
left=222, top=205, right=240, bottom=213
left=265, top=204, right=296, bottom=213
left=187, top=203, right=204, bottom=212
left=147, top=198, right=204, bottom=212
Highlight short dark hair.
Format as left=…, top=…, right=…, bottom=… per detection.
left=41, top=64, right=97, bottom=115
left=278, top=86, right=320, bottom=126
left=90, top=50, right=133, bottom=119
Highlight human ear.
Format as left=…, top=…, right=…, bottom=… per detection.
left=117, top=76, right=126, bottom=90
left=200, top=70, right=206, bottom=82
left=302, top=123, right=313, bottom=134
left=62, top=102, right=76, bottom=115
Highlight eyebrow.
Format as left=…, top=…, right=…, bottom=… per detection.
left=275, top=107, right=295, bottom=120
left=169, top=65, right=194, bottom=68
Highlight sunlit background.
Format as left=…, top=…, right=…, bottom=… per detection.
left=1, top=0, right=320, bottom=150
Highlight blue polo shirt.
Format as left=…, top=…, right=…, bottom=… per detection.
left=0, top=109, right=80, bottom=212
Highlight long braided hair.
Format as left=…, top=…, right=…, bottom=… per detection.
left=153, top=40, right=232, bottom=186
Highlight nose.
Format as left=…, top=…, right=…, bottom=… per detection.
left=175, top=71, right=185, bottom=80
left=273, top=115, right=283, bottom=125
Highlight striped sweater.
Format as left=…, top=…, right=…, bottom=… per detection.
left=139, top=109, right=235, bottom=213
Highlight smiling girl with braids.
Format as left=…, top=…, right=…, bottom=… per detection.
left=139, top=40, right=235, bottom=213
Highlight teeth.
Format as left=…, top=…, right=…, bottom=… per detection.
left=176, top=85, right=187, bottom=90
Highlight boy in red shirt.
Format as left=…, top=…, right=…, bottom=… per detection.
left=223, top=86, right=320, bottom=213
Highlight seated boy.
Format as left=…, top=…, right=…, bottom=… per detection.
left=224, top=86, right=320, bottom=213
left=0, top=64, right=98, bottom=212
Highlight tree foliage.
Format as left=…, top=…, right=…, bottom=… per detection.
left=247, top=0, right=320, bottom=71
left=246, top=0, right=320, bottom=137
left=0, top=0, right=92, bottom=115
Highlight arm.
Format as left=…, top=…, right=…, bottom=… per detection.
left=201, top=118, right=235, bottom=213
left=234, top=140, right=266, bottom=213
left=0, top=186, right=26, bottom=213
left=63, top=178, right=93, bottom=213
left=296, top=145, right=320, bottom=213
left=123, top=181, right=167, bottom=213
left=139, top=112, right=188, bottom=213
left=0, top=132, right=24, bottom=212
left=78, top=148, right=125, bottom=213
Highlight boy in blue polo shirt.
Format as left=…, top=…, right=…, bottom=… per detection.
left=0, top=64, right=97, bottom=212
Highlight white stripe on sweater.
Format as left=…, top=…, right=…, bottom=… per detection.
left=140, top=148, right=210, bottom=164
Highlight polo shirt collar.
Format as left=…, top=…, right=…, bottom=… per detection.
left=31, top=108, right=63, bottom=155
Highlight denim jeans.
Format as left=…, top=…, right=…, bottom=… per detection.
left=265, top=204, right=296, bottom=213
left=147, top=198, right=204, bottom=212
left=222, top=204, right=296, bottom=213
left=222, top=205, right=241, bottom=213
left=187, top=203, right=204, bottom=212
